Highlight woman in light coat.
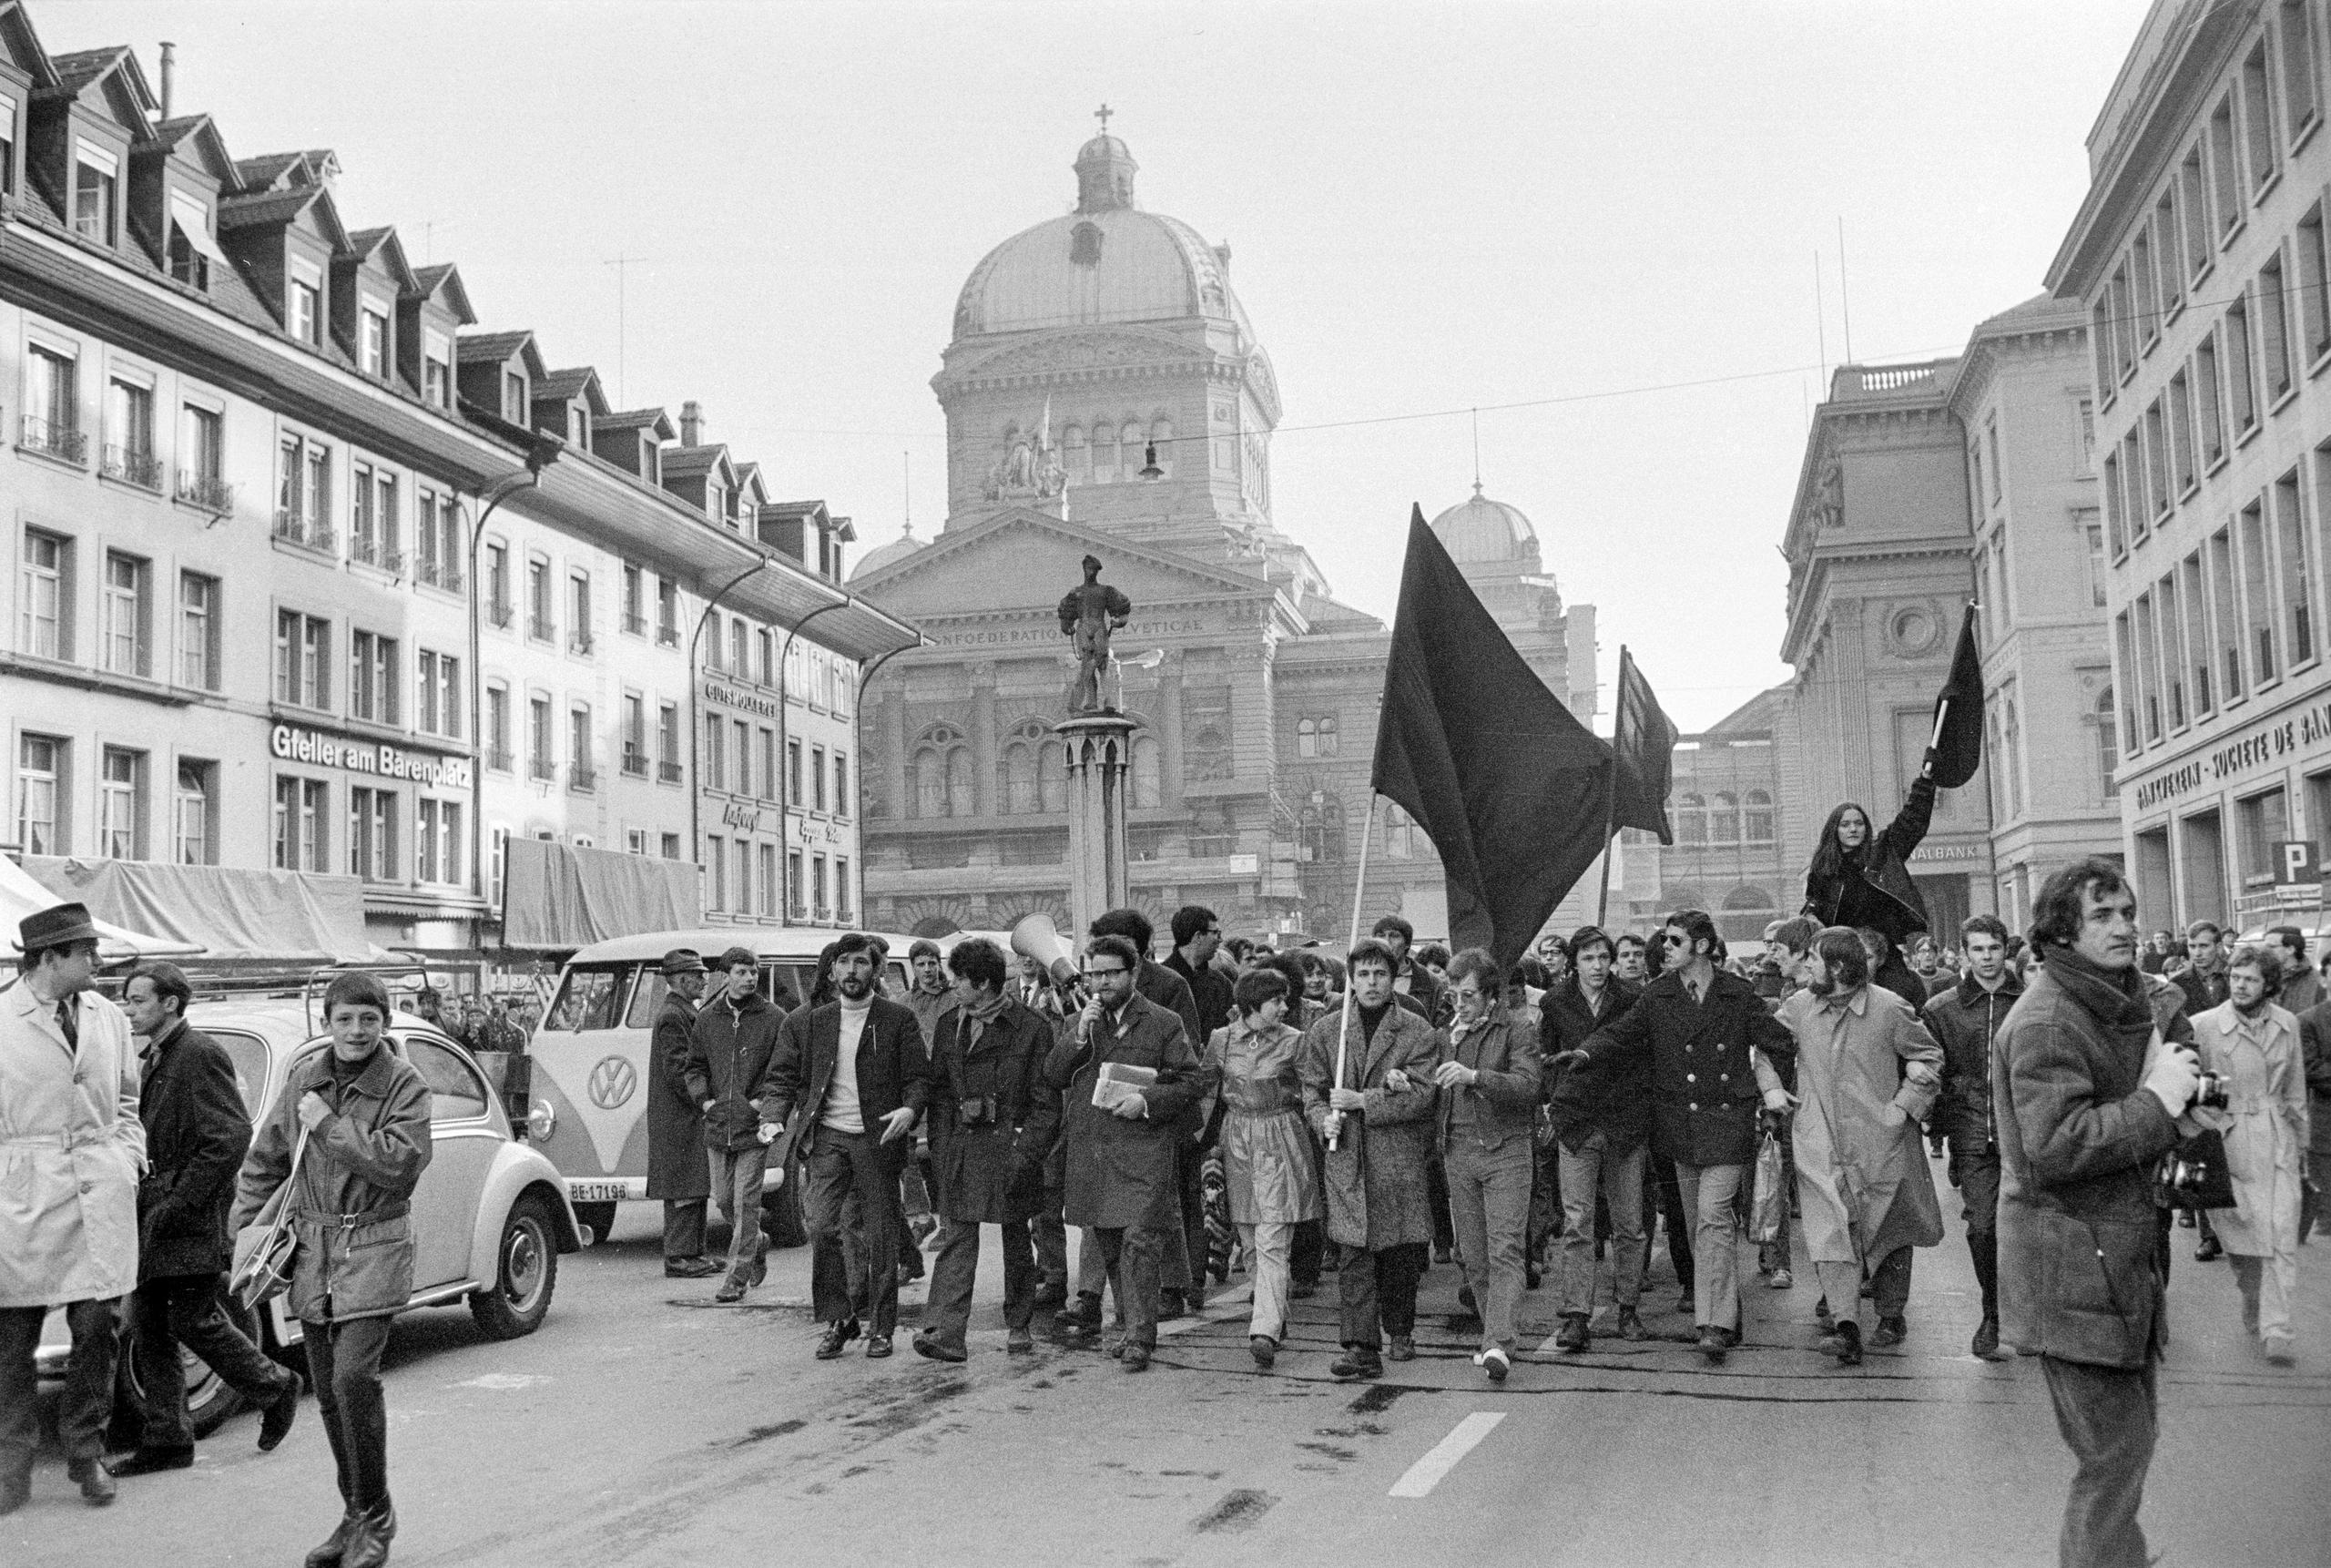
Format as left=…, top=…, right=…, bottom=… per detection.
left=1203, top=967, right=1321, bottom=1369
left=2191, top=946, right=2309, bottom=1363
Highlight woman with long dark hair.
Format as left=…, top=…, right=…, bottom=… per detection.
left=1801, top=764, right=1937, bottom=1008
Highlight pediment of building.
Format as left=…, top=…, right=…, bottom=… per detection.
left=943, top=326, right=1216, bottom=387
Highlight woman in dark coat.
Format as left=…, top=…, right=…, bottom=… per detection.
left=1802, top=765, right=1939, bottom=1009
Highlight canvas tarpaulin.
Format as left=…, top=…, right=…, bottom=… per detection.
left=2, top=855, right=203, bottom=962
left=16, top=857, right=370, bottom=963
left=500, top=838, right=702, bottom=950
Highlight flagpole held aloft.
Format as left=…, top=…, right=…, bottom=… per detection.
left=1328, top=791, right=1378, bottom=1154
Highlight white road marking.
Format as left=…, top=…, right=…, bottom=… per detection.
left=453, top=1373, right=550, bottom=1390
left=1389, top=1411, right=1506, bottom=1498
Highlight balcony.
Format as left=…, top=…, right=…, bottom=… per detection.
left=486, top=747, right=514, bottom=772
left=621, top=748, right=648, bottom=778
left=175, top=470, right=234, bottom=512
left=569, top=765, right=597, bottom=793
left=526, top=614, right=555, bottom=642
left=528, top=757, right=556, bottom=783
left=487, top=601, right=514, bottom=629
left=657, top=759, right=684, bottom=784
left=101, top=444, right=163, bottom=490
left=20, top=416, right=87, bottom=464
left=623, top=612, right=646, bottom=636
left=272, top=512, right=335, bottom=555
left=418, top=558, right=466, bottom=593
left=657, top=625, right=680, bottom=648
left=568, top=627, right=595, bottom=657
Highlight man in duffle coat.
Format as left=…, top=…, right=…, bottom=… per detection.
left=912, top=938, right=1061, bottom=1362
left=0, top=903, right=146, bottom=1513
left=648, top=949, right=719, bottom=1278
left=1301, top=938, right=1441, bottom=1380
left=1043, top=932, right=1204, bottom=1372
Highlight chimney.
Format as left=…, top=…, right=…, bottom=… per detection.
left=679, top=401, right=703, bottom=446
left=158, top=42, right=175, bottom=120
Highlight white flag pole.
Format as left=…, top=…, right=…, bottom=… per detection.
left=1328, top=791, right=1379, bottom=1152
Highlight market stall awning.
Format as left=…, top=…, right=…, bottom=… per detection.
left=500, top=839, right=703, bottom=951
left=16, top=857, right=371, bottom=965
left=2, top=855, right=204, bottom=962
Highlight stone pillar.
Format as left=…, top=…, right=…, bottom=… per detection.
left=1058, top=711, right=1140, bottom=941
left=971, top=662, right=998, bottom=818
left=880, top=687, right=908, bottom=820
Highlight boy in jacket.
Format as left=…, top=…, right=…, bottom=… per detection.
left=685, top=947, right=786, bottom=1303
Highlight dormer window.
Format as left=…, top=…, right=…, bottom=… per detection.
left=422, top=331, right=451, bottom=408
left=360, top=303, right=390, bottom=376
left=641, top=441, right=659, bottom=485
left=74, top=142, right=118, bottom=244
left=569, top=406, right=589, bottom=444
left=166, top=191, right=226, bottom=291
left=289, top=257, right=322, bottom=346
left=502, top=370, right=526, bottom=423
left=1, top=93, right=18, bottom=198
left=706, top=481, right=726, bottom=523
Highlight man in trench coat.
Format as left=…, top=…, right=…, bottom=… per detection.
left=1776, top=927, right=1945, bottom=1364
left=648, top=950, right=718, bottom=1278
left=0, top=903, right=145, bottom=1512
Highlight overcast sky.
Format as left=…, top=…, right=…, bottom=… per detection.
left=60, top=0, right=2150, bottom=730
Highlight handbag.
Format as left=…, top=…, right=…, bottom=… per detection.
left=229, top=1126, right=310, bottom=1314
left=2153, top=1125, right=2237, bottom=1212
left=1749, top=1128, right=1788, bottom=1245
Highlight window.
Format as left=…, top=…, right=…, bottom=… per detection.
left=570, top=706, right=595, bottom=789
left=24, top=343, right=80, bottom=461
left=569, top=573, right=594, bottom=656
left=2196, top=330, right=2226, bottom=464
left=812, top=854, right=829, bottom=921
left=417, top=649, right=461, bottom=737
left=2122, top=431, right=2148, bottom=533
left=811, top=746, right=828, bottom=811
left=275, top=611, right=331, bottom=708
left=786, top=850, right=804, bottom=917
left=2209, top=527, right=2243, bottom=702
left=2102, top=450, right=2127, bottom=555
left=2078, top=398, right=2096, bottom=471
left=2133, top=229, right=2159, bottom=346
left=1383, top=802, right=1420, bottom=860
left=2092, top=299, right=2116, bottom=396
left=2259, top=252, right=2295, bottom=403
left=503, top=370, right=527, bottom=423
left=290, top=276, right=321, bottom=346
left=2275, top=466, right=2316, bottom=667
left=758, top=843, right=778, bottom=915
left=2143, top=400, right=2170, bottom=518
left=177, top=403, right=226, bottom=508
left=351, top=461, right=380, bottom=565
left=1707, top=793, right=1739, bottom=843
left=1297, top=714, right=1340, bottom=758
left=2003, top=697, right=2024, bottom=817
left=0, top=93, right=14, bottom=199
left=173, top=760, right=214, bottom=865
left=704, top=714, right=726, bottom=792
left=416, top=799, right=463, bottom=885
left=276, top=433, right=332, bottom=547
left=527, top=558, right=553, bottom=641
left=657, top=577, right=679, bottom=645
left=758, top=728, right=776, bottom=801
left=2211, top=96, right=2241, bottom=237
left=2168, top=371, right=2196, bottom=493
left=2242, top=41, right=2280, bottom=193
left=737, top=840, right=754, bottom=915
left=178, top=572, right=219, bottom=690
left=2300, top=206, right=2331, bottom=364
left=657, top=703, right=681, bottom=782
left=423, top=331, right=452, bottom=408
left=19, top=529, right=66, bottom=659
left=2114, top=612, right=2140, bottom=753
left=15, top=734, right=61, bottom=854
left=348, top=787, right=395, bottom=881
left=1676, top=793, right=1707, bottom=844
left=2228, top=294, right=2259, bottom=432
left=834, top=753, right=850, bottom=820
left=360, top=306, right=389, bottom=376
left=272, top=776, right=327, bottom=871
left=730, top=619, right=749, bottom=679
left=707, top=834, right=727, bottom=912
left=662, top=831, right=681, bottom=860
left=2181, top=146, right=2213, bottom=278
left=2182, top=552, right=2214, bottom=715
left=350, top=630, right=399, bottom=724
left=1743, top=790, right=1775, bottom=842
left=2239, top=499, right=2276, bottom=684
left=733, top=720, right=752, bottom=797
left=2238, top=787, right=2291, bottom=886
left=623, top=565, right=645, bottom=636
left=836, top=857, right=852, bottom=922
left=528, top=697, right=554, bottom=780
left=2110, top=266, right=2135, bottom=380
left=758, top=628, right=775, bottom=687
left=623, top=694, right=647, bottom=775
left=73, top=142, right=117, bottom=243
left=2153, top=193, right=2183, bottom=319
left=486, top=543, right=511, bottom=625
left=103, top=377, right=157, bottom=488
left=788, top=738, right=805, bottom=807
left=486, top=686, right=512, bottom=769
left=94, top=552, right=144, bottom=678
left=2085, top=518, right=2109, bottom=608
left=97, top=747, right=143, bottom=859
left=2097, top=689, right=2120, bottom=799
left=2156, top=573, right=2187, bottom=728
left=2282, top=2, right=2322, bottom=135
left=2134, top=592, right=2163, bottom=742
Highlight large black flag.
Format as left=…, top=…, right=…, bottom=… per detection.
left=1929, top=602, right=1984, bottom=789
left=1610, top=647, right=1678, bottom=846
left=1370, top=506, right=1613, bottom=970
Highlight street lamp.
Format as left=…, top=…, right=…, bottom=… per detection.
left=687, top=554, right=775, bottom=874
left=774, top=597, right=856, bottom=926
left=466, top=434, right=562, bottom=913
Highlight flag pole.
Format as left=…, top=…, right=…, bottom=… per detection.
left=1596, top=646, right=1628, bottom=928
left=1328, top=791, right=1378, bottom=1153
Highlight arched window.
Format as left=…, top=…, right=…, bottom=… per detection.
left=1708, top=793, right=1739, bottom=843
left=1297, top=718, right=1318, bottom=758
left=1069, top=221, right=1103, bottom=267
left=2096, top=688, right=2119, bottom=799
left=1188, top=724, right=1231, bottom=782
left=1120, top=422, right=1142, bottom=484
left=1038, top=740, right=1065, bottom=812
left=1743, top=789, right=1775, bottom=843
left=1064, top=424, right=1086, bottom=480
left=1676, top=793, right=1707, bottom=844
left=1148, top=416, right=1174, bottom=478
left=1383, top=802, right=1420, bottom=860
left=1131, top=735, right=1161, bottom=808
left=1323, top=796, right=1346, bottom=861
left=910, top=748, right=945, bottom=820
left=945, top=747, right=974, bottom=819
left=1091, top=419, right=1117, bottom=483
left=1316, top=715, right=1339, bottom=757
left=1003, top=743, right=1037, bottom=815
left=1298, top=804, right=1325, bottom=863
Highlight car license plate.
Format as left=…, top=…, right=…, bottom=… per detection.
left=569, top=1182, right=626, bottom=1203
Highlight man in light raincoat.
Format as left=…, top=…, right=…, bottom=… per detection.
left=1775, top=924, right=1944, bottom=1365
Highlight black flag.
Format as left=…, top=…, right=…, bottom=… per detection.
left=1929, top=602, right=1984, bottom=789
left=1370, top=507, right=1613, bottom=970
left=1611, top=647, right=1679, bottom=846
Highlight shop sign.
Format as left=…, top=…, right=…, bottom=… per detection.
left=794, top=817, right=846, bottom=845
left=721, top=800, right=762, bottom=832
left=2130, top=694, right=2331, bottom=812
left=272, top=724, right=473, bottom=789
left=701, top=678, right=779, bottom=718
left=1910, top=841, right=1988, bottom=862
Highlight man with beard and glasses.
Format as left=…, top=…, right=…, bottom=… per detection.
left=765, top=935, right=930, bottom=1359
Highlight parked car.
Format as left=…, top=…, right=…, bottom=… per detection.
left=37, top=1000, right=581, bottom=1437
left=526, top=928, right=911, bottom=1248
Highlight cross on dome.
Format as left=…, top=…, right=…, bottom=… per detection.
left=1094, top=103, right=1113, bottom=135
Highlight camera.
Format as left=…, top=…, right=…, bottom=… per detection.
left=957, top=1095, right=998, bottom=1128
left=2163, top=1149, right=2212, bottom=1195
left=2194, top=1070, right=2229, bottom=1112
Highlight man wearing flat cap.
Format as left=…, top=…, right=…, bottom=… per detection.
left=650, top=950, right=720, bottom=1278
left=0, top=903, right=146, bottom=1513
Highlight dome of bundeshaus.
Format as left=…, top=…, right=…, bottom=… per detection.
left=850, top=523, right=927, bottom=582
left=951, top=131, right=1253, bottom=341
left=1430, top=484, right=1541, bottom=566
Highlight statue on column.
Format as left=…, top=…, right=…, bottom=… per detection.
left=1059, top=555, right=1132, bottom=714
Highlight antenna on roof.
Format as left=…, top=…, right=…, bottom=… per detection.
left=1471, top=407, right=1481, bottom=496
left=901, top=450, right=913, bottom=539
left=604, top=253, right=646, bottom=404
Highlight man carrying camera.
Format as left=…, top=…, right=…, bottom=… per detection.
left=1994, top=859, right=2198, bottom=1568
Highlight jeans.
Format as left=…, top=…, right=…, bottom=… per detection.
left=1755, top=1137, right=1796, bottom=1274
left=1087, top=1226, right=1164, bottom=1349
left=134, top=1274, right=293, bottom=1450
left=921, top=1217, right=1036, bottom=1349
left=2041, top=1355, right=2156, bottom=1568
left=1650, top=1156, right=1695, bottom=1294
left=0, top=1298, right=119, bottom=1475
left=1956, top=1153, right=2002, bottom=1319
left=1426, top=1153, right=1456, bottom=1254
left=1238, top=1221, right=1295, bottom=1343
left=1672, top=1161, right=1743, bottom=1332
left=801, top=1129, right=906, bottom=1336
left=1337, top=1241, right=1427, bottom=1349
left=661, top=1198, right=707, bottom=1262
left=1445, top=1139, right=1533, bottom=1349
left=1557, top=1135, right=1646, bottom=1317
left=305, top=1315, right=394, bottom=1515
left=707, top=1146, right=767, bottom=1286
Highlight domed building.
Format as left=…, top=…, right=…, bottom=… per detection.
left=850, top=127, right=1597, bottom=942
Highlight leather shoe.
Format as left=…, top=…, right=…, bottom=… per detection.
left=66, top=1457, right=115, bottom=1506
left=1006, top=1327, right=1035, bottom=1354
left=1121, top=1342, right=1151, bottom=1372
left=1554, top=1314, right=1591, bottom=1352
left=1818, top=1320, right=1864, bottom=1366
left=714, top=1278, right=746, bottom=1304
left=1330, top=1345, right=1383, bottom=1379
left=1387, top=1334, right=1416, bottom=1361
left=911, top=1331, right=965, bottom=1363
left=1971, top=1316, right=2003, bottom=1360
left=1054, top=1292, right=1102, bottom=1333
left=865, top=1332, right=893, bottom=1359
left=1456, top=1283, right=1478, bottom=1316
left=1675, top=1289, right=1695, bottom=1315
left=1617, top=1307, right=1649, bottom=1340
left=305, top=1513, right=358, bottom=1568
left=1696, top=1325, right=1729, bottom=1364
left=2195, top=1236, right=2224, bottom=1262
left=1870, top=1316, right=1906, bottom=1349
left=340, top=1501, right=395, bottom=1568
left=1766, top=1268, right=1794, bottom=1289
left=663, top=1257, right=722, bottom=1278
left=748, top=1234, right=770, bottom=1288
left=1250, top=1335, right=1277, bottom=1370
left=815, top=1319, right=860, bottom=1359
left=106, top=1446, right=195, bottom=1477
left=260, top=1376, right=301, bottom=1451
left=1156, top=1288, right=1186, bottom=1320
left=1478, top=1345, right=1510, bottom=1382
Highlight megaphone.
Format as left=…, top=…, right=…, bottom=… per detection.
left=1010, top=912, right=1082, bottom=993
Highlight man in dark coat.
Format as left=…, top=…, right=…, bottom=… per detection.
left=1558, top=909, right=1796, bottom=1363
left=108, top=962, right=299, bottom=1478
left=649, top=950, right=718, bottom=1278
left=1541, top=925, right=1647, bottom=1350
left=1923, top=914, right=2022, bottom=1359
left=684, top=948, right=785, bottom=1304
left=2295, top=994, right=2331, bottom=1242
left=1995, top=859, right=2198, bottom=1568
left=1164, top=904, right=1234, bottom=1042
left=1043, top=933, right=1204, bottom=1372
left=911, top=939, right=1060, bottom=1362
left=765, top=933, right=930, bottom=1359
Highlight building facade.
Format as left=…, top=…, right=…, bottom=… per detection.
left=1660, top=687, right=1792, bottom=946
left=852, top=130, right=1598, bottom=944
left=2049, top=0, right=2331, bottom=934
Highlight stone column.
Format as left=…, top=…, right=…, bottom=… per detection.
left=1058, top=712, right=1139, bottom=941
left=970, top=662, right=998, bottom=818
left=880, top=687, right=908, bottom=820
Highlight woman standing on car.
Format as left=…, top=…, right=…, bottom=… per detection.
left=231, top=972, right=431, bottom=1568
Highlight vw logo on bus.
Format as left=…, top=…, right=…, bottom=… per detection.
left=586, top=1055, right=637, bottom=1110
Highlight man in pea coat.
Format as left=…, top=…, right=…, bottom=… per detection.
left=0, top=904, right=145, bottom=1513
left=1559, top=909, right=1796, bottom=1363
left=912, top=939, right=1061, bottom=1362
left=684, top=948, right=786, bottom=1303
left=1301, top=940, right=1440, bottom=1380
left=1044, top=933, right=1203, bottom=1372
left=649, top=950, right=719, bottom=1278
left=110, top=962, right=300, bottom=1478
